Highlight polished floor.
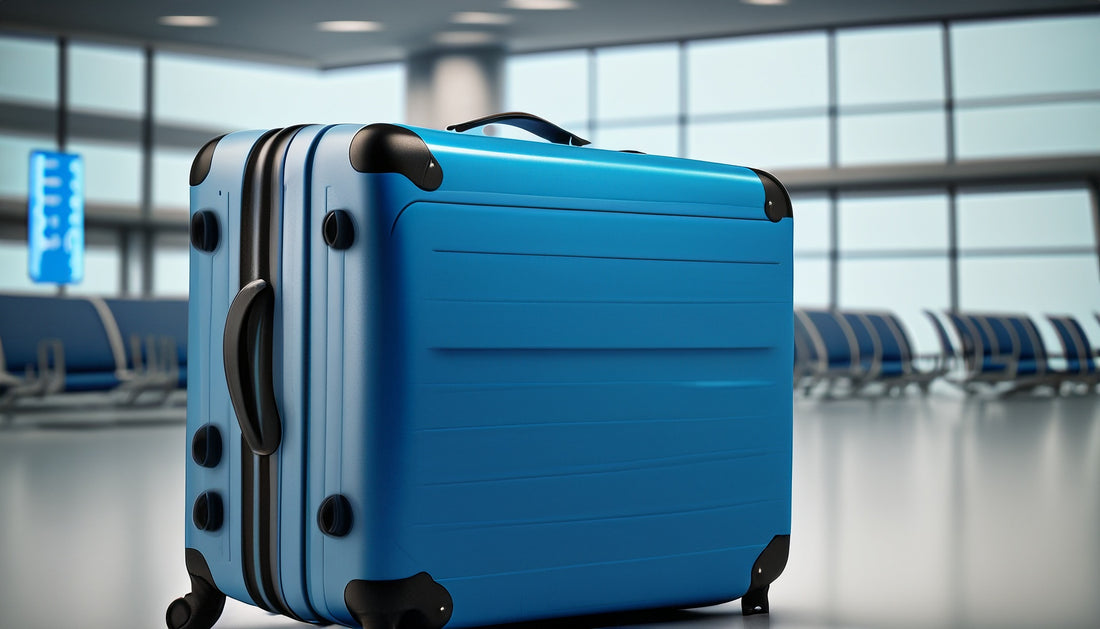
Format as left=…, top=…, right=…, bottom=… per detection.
left=1, top=391, right=1098, bottom=629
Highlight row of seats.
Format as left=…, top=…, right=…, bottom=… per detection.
left=931, top=311, right=1100, bottom=394
left=795, top=308, right=1100, bottom=396
left=0, top=293, right=187, bottom=408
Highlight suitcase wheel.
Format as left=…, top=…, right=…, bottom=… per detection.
left=167, top=549, right=226, bottom=629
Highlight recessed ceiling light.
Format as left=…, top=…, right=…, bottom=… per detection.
left=452, top=12, right=515, bottom=25
left=741, top=0, right=789, bottom=6
left=316, top=20, right=384, bottom=33
left=434, top=31, right=497, bottom=46
left=158, top=15, right=218, bottom=28
left=504, top=0, right=578, bottom=10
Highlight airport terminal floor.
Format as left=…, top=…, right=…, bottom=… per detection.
left=1, top=391, right=1097, bottom=629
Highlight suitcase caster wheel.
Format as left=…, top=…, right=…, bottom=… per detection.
left=740, top=585, right=769, bottom=616
left=166, top=597, right=194, bottom=629
left=167, top=549, right=226, bottom=629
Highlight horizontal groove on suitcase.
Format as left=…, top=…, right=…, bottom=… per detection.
left=413, top=499, right=784, bottom=530
left=415, top=412, right=769, bottom=432
left=431, top=248, right=780, bottom=266
left=418, top=447, right=786, bottom=486
left=437, top=543, right=767, bottom=581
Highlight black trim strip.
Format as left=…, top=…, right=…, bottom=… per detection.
left=237, top=126, right=314, bottom=622
left=258, top=126, right=312, bottom=623
left=237, top=128, right=281, bottom=616
left=239, top=441, right=272, bottom=613
left=259, top=454, right=294, bottom=618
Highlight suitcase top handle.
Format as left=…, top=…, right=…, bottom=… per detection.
left=447, top=112, right=591, bottom=147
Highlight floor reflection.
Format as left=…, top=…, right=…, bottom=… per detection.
left=0, top=393, right=1097, bottom=629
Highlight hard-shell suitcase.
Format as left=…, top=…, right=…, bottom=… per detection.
left=170, top=113, right=793, bottom=629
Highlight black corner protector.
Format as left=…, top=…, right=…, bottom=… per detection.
left=350, top=124, right=442, bottom=191
left=750, top=168, right=793, bottom=223
left=190, top=135, right=226, bottom=187
left=167, top=548, right=226, bottom=629
left=344, top=572, right=453, bottom=629
left=741, top=534, right=790, bottom=616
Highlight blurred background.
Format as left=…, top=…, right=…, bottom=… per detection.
left=0, top=1, right=1098, bottom=628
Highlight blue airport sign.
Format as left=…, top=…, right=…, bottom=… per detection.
left=28, top=150, right=84, bottom=285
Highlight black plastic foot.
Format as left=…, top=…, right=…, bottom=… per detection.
left=741, top=584, right=770, bottom=615
left=741, top=535, right=790, bottom=617
left=344, top=572, right=452, bottom=629
left=167, top=548, right=226, bottom=629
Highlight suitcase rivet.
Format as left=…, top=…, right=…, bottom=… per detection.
left=190, top=210, right=219, bottom=252
left=193, top=491, right=223, bottom=532
left=191, top=424, right=222, bottom=468
left=318, top=494, right=353, bottom=537
left=323, top=210, right=355, bottom=250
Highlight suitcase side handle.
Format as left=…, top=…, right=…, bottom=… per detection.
left=447, top=112, right=591, bottom=147
left=223, top=278, right=282, bottom=456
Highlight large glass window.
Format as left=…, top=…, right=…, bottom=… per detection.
left=958, top=187, right=1099, bottom=351
left=68, top=42, right=143, bottom=116
left=0, top=35, right=57, bottom=107
left=956, top=102, right=1100, bottom=159
left=152, top=236, right=189, bottom=297
left=595, top=43, right=679, bottom=123
left=67, top=234, right=121, bottom=296
left=951, top=14, right=1100, bottom=160
left=67, top=140, right=142, bottom=209
left=688, top=116, right=829, bottom=169
left=593, top=124, right=678, bottom=157
left=506, top=51, right=589, bottom=131
left=839, top=111, right=947, bottom=165
left=314, top=64, right=405, bottom=124
left=688, top=32, right=829, bottom=116
left=0, top=239, right=55, bottom=294
left=840, top=193, right=949, bottom=253
left=951, top=15, right=1100, bottom=100
left=156, top=53, right=404, bottom=131
left=839, top=258, right=950, bottom=354
left=836, top=193, right=951, bottom=352
left=958, top=188, right=1094, bottom=250
left=959, top=255, right=1100, bottom=351
left=793, top=195, right=831, bottom=255
left=837, top=25, right=945, bottom=107
left=0, top=134, right=56, bottom=198
left=153, top=148, right=196, bottom=212
left=792, top=195, right=831, bottom=307
left=836, top=25, right=947, bottom=166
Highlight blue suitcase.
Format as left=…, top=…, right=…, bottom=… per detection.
left=170, top=113, right=793, bottom=629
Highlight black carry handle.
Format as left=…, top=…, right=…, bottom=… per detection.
left=223, top=278, right=282, bottom=456
left=447, top=112, right=591, bottom=147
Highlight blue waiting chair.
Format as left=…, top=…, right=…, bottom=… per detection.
left=795, top=308, right=862, bottom=395
left=0, top=294, right=125, bottom=397
left=1047, top=315, right=1100, bottom=390
left=104, top=298, right=188, bottom=390
left=859, top=311, right=947, bottom=394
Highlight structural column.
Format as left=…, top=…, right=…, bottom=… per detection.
left=405, top=47, right=504, bottom=130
